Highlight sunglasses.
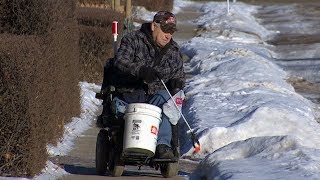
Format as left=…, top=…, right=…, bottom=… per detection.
left=155, top=22, right=176, bottom=34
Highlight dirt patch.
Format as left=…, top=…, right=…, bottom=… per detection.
left=287, top=77, right=320, bottom=95
left=267, top=34, right=320, bottom=46
left=209, top=0, right=320, bottom=4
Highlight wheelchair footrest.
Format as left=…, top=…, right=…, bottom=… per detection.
left=152, top=157, right=179, bottom=163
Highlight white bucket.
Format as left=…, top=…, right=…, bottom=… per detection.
left=123, top=103, right=162, bottom=157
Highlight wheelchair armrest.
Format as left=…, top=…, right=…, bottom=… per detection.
left=95, top=85, right=116, bottom=100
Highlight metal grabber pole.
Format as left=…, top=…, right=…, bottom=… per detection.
left=159, top=78, right=201, bottom=154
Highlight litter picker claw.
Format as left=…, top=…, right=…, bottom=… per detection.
left=191, top=132, right=200, bottom=154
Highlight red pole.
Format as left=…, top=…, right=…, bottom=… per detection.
left=112, top=21, right=118, bottom=57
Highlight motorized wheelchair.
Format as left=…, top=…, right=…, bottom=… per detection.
left=95, top=85, right=180, bottom=178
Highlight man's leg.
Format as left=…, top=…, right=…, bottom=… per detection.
left=148, top=90, right=172, bottom=146
left=156, top=115, right=172, bottom=147
left=148, top=90, right=174, bottom=159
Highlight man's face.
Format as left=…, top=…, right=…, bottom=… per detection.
left=152, top=22, right=173, bottom=48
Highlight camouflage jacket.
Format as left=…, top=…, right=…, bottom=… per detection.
left=112, top=23, right=185, bottom=95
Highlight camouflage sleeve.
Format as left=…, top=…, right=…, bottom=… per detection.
left=171, top=51, right=186, bottom=87
left=113, top=33, right=140, bottom=77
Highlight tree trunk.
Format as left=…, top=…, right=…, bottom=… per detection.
left=115, top=0, right=120, bottom=12
left=125, top=0, right=132, bottom=18
left=111, top=0, right=115, bottom=10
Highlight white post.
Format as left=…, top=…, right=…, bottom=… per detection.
left=227, top=0, right=230, bottom=14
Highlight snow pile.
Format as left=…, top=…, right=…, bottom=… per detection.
left=179, top=1, right=320, bottom=179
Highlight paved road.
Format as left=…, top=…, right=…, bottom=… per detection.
left=50, top=4, right=203, bottom=180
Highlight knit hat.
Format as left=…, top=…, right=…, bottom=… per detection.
left=153, top=11, right=177, bottom=34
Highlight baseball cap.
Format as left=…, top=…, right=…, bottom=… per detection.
left=153, top=11, right=177, bottom=34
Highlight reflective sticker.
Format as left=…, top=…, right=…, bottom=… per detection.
left=151, top=125, right=158, bottom=135
left=165, top=16, right=176, bottom=24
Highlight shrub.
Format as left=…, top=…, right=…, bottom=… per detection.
left=0, top=0, right=80, bottom=176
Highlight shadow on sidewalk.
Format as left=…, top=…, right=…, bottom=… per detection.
left=64, top=164, right=96, bottom=175
left=63, top=163, right=190, bottom=178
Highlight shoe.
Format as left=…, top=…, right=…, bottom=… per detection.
left=155, top=144, right=174, bottom=159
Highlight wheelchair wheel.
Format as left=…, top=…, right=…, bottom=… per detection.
left=108, top=150, right=124, bottom=177
left=160, top=162, right=179, bottom=178
left=95, top=129, right=110, bottom=175
left=108, top=127, right=125, bottom=177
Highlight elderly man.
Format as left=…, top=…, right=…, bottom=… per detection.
left=98, top=11, right=185, bottom=159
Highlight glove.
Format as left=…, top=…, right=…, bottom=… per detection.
left=139, top=66, right=159, bottom=83
left=167, top=79, right=184, bottom=95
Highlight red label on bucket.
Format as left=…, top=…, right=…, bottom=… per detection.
left=151, top=125, right=158, bottom=135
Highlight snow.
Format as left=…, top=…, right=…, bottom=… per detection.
left=14, top=0, right=320, bottom=179
left=176, top=1, right=320, bottom=179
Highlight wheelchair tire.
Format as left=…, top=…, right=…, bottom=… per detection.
left=160, top=162, right=179, bottom=178
left=111, top=164, right=124, bottom=177
left=95, top=129, right=110, bottom=175
left=108, top=150, right=124, bottom=177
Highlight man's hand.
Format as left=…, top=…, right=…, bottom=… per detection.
left=139, top=66, right=159, bottom=83
left=168, top=78, right=183, bottom=89
left=167, top=78, right=184, bottom=95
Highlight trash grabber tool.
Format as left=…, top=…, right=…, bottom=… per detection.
left=159, top=78, right=200, bottom=154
